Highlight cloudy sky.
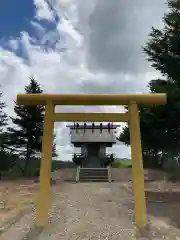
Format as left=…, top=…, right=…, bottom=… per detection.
left=0, top=0, right=167, bottom=160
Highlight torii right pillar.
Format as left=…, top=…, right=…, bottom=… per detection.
left=129, top=101, right=147, bottom=228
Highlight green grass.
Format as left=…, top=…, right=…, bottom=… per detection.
left=120, top=160, right=132, bottom=167
left=112, top=159, right=132, bottom=168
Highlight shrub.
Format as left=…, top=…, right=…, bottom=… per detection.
left=164, top=158, right=180, bottom=181
left=34, top=168, right=40, bottom=177
left=111, top=160, right=132, bottom=168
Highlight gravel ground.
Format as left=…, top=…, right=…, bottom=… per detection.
left=37, top=182, right=136, bottom=240
left=2, top=182, right=180, bottom=240
left=35, top=182, right=180, bottom=240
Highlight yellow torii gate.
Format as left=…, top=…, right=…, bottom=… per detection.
left=16, top=93, right=167, bottom=229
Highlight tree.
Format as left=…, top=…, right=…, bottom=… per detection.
left=0, top=87, right=8, bottom=131
left=52, top=134, right=58, bottom=158
left=5, top=78, right=45, bottom=175
left=0, top=86, right=8, bottom=150
left=119, top=80, right=180, bottom=153
left=143, top=0, right=180, bottom=82
left=0, top=87, right=11, bottom=175
left=119, top=79, right=180, bottom=167
left=142, top=0, right=180, bottom=155
left=119, top=0, right=180, bottom=166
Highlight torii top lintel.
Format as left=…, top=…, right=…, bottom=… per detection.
left=16, top=93, right=167, bottom=106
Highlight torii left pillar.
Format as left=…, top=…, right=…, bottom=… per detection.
left=36, top=101, right=54, bottom=227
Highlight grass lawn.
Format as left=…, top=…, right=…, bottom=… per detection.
left=112, top=159, right=132, bottom=168
left=119, top=160, right=132, bottom=167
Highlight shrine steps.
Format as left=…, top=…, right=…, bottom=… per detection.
left=78, top=168, right=110, bottom=182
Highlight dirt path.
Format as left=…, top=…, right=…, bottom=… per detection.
left=37, top=182, right=136, bottom=239
left=2, top=182, right=180, bottom=239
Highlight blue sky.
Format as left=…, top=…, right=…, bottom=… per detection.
left=0, top=0, right=35, bottom=41
left=0, top=0, right=37, bottom=62
left=0, top=0, right=59, bottom=58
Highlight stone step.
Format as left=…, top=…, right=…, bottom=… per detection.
left=80, top=175, right=108, bottom=179
left=80, top=173, right=108, bottom=177
left=80, top=168, right=108, bottom=170
left=80, top=169, right=108, bottom=172
left=80, top=170, right=108, bottom=173
left=79, top=179, right=108, bottom=182
left=79, top=168, right=109, bottom=182
left=80, top=172, right=108, bottom=176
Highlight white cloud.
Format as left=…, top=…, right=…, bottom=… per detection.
left=30, top=21, right=46, bottom=37
left=8, top=39, right=19, bottom=51
left=0, top=0, right=167, bottom=160
left=34, top=0, right=55, bottom=21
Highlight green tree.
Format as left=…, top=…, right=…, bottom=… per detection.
left=143, top=0, right=180, bottom=155
left=0, top=86, right=12, bottom=175
left=0, top=86, right=8, bottom=150
left=119, top=0, right=180, bottom=166
left=143, top=0, right=180, bottom=82
left=52, top=134, right=58, bottom=158
left=5, top=78, right=45, bottom=175
left=119, top=80, right=180, bottom=154
left=0, top=87, right=8, bottom=131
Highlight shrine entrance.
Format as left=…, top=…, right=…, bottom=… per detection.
left=16, top=93, right=167, bottom=229
left=86, top=144, right=101, bottom=168
left=88, top=144, right=99, bottom=157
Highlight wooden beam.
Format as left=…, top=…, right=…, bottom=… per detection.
left=52, top=112, right=129, bottom=122
left=16, top=93, right=167, bottom=106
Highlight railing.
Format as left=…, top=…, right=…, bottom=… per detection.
left=73, top=153, right=114, bottom=168
left=73, top=153, right=87, bottom=167
left=102, top=154, right=114, bottom=167
left=105, top=154, right=114, bottom=158
left=74, top=153, right=88, bottom=157
left=76, top=165, right=80, bottom=182
left=107, top=165, right=112, bottom=182
left=73, top=153, right=113, bottom=158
